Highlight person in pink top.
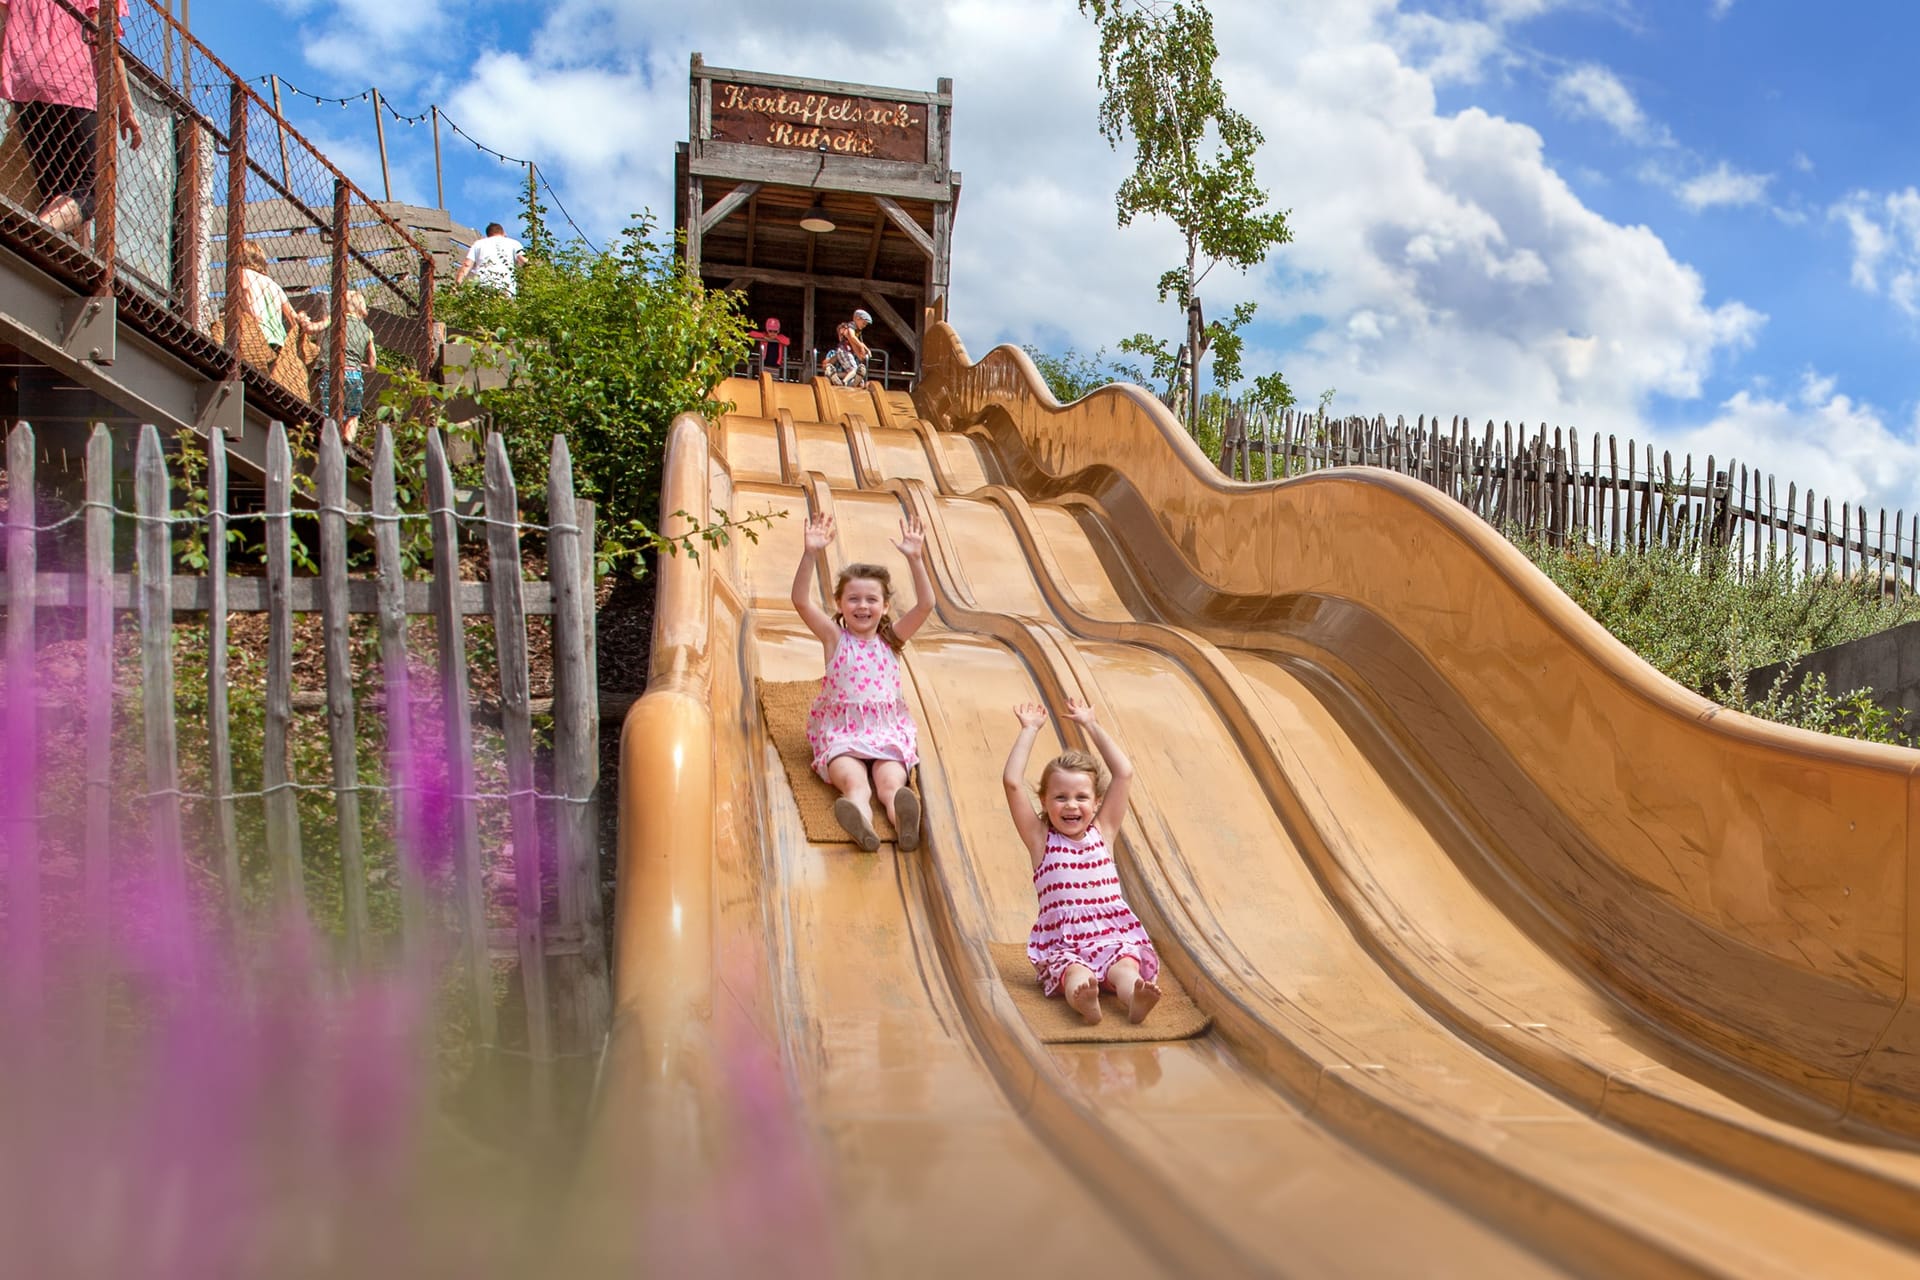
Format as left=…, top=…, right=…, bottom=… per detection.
left=791, top=510, right=934, bottom=853
left=1, top=0, right=144, bottom=237
left=1004, top=698, right=1162, bottom=1025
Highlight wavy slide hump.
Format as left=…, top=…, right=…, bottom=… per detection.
left=582, top=336, right=1920, bottom=1277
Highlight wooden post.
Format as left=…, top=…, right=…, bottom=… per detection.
left=330, top=180, right=350, bottom=429
left=223, top=85, right=248, bottom=361
left=1841, top=501, right=1851, bottom=577
left=269, top=75, right=292, bottom=187
left=83, top=426, right=113, bottom=954
left=91, top=0, right=120, bottom=290
left=205, top=428, right=239, bottom=906
left=316, top=423, right=368, bottom=955
left=372, top=88, right=393, bottom=202
left=548, top=437, right=610, bottom=1050
left=371, top=427, right=428, bottom=955
left=483, top=434, right=553, bottom=1088
left=176, top=114, right=205, bottom=330
left=6, top=423, right=41, bottom=1005
left=134, top=426, right=186, bottom=919
left=263, top=422, right=305, bottom=912
left=427, top=430, right=495, bottom=1046
left=431, top=106, right=446, bottom=210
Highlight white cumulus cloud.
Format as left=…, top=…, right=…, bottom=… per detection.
left=1831, top=188, right=1920, bottom=315
left=1551, top=64, right=1661, bottom=144
left=1675, top=162, right=1772, bottom=211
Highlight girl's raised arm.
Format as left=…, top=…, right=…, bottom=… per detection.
left=1003, top=703, right=1051, bottom=867
left=790, top=513, right=841, bottom=647
left=1063, top=698, right=1133, bottom=835
left=891, top=515, right=935, bottom=641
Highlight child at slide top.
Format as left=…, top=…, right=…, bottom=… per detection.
left=791, top=512, right=934, bottom=852
left=1004, top=700, right=1162, bottom=1025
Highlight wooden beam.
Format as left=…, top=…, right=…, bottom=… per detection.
left=694, top=62, right=951, bottom=107
left=860, top=290, right=919, bottom=358
left=701, top=264, right=923, bottom=298
left=874, top=196, right=935, bottom=260
left=691, top=144, right=952, bottom=203
left=698, top=181, right=762, bottom=234
left=744, top=191, right=759, bottom=267
left=863, top=216, right=886, bottom=278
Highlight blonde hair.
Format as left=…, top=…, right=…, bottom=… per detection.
left=1037, top=749, right=1107, bottom=802
left=346, top=288, right=368, bottom=317
left=240, top=241, right=268, bottom=271
left=833, top=562, right=905, bottom=652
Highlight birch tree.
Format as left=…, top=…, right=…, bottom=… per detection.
left=1080, top=0, right=1292, bottom=426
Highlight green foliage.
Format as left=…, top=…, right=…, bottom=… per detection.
left=430, top=211, right=761, bottom=575
left=1519, top=536, right=1920, bottom=745
left=1079, top=0, right=1291, bottom=409
left=1020, top=344, right=1128, bottom=403
left=1737, top=666, right=1916, bottom=747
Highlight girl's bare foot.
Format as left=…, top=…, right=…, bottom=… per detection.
left=893, top=787, right=922, bottom=852
left=1066, top=975, right=1103, bottom=1024
left=832, top=797, right=880, bottom=852
left=1128, top=978, right=1162, bottom=1025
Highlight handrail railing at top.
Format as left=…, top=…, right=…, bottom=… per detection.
left=3, top=0, right=439, bottom=430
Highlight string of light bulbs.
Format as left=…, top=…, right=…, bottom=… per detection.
left=255, top=74, right=598, bottom=251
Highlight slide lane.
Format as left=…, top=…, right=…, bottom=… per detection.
left=987, top=463, right=1920, bottom=1248
left=812, top=480, right=1557, bottom=1277
left=607, top=374, right=1920, bottom=1275
left=893, top=475, right=1920, bottom=1277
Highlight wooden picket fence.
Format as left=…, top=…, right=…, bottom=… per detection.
left=1212, top=405, right=1920, bottom=588
left=0, top=420, right=609, bottom=1105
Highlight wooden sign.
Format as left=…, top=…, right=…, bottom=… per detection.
left=710, top=80, right=929, bottom=163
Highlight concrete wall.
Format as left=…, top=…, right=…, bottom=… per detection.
left=1745, top=621, right=1920, bottom=736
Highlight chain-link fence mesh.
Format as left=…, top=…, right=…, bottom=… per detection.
left=0, top=0, right=432, bottom=428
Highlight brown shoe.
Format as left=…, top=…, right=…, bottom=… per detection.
left=832, top=797, right=881, bottom=852
left=893, top=787, right=922, bottom=852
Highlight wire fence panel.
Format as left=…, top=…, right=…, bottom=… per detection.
left=0, top=0, right=436, bottom=431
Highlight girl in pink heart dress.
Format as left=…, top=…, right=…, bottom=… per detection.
left=1002, top=698, right=1162, bottom=1026
left=790, top=511, right=935, bottom=852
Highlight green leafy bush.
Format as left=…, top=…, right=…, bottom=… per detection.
left=1518, top=535, right=1920, bottom=746
left=432, top=212, right=756, bottom=574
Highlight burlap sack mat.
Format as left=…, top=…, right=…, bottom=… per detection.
left=758, top=679, right=900, bottom=845
left=986, top=942, right=1210, bottom=1043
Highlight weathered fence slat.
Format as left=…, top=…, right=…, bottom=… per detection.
left=483, top=432, right=553, bottom=1081
left=1607, top=436, right=1621, bottom=553
left=206, top=427, right=240, bottom=906
left=316, top=423, right=368, bottom=954
left=83, top=426, right=113, bottom=953
left=427, top=429, right=496, bottom=1046
left=371, top=427, right=428, bottom=954
left=7, top=422, right=41, bottom=1000
left=1823, top=497, right=1834, bottom=576
left=547, top=437, right=610, bottom=1051
left=135, top=426, right=187, bottom=912
left=263, top=421, right=306, bottom=911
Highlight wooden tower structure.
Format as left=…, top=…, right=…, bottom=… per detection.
left=676, top=54, right=959, bottom=386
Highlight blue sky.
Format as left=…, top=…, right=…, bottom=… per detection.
left=208, top=0, right=1920, bottom=511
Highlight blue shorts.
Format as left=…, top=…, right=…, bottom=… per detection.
left=317, top=366, right=364, bottom=421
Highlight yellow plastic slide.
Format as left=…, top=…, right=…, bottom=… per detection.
left=582, top=323, right=1920, bottom=1277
